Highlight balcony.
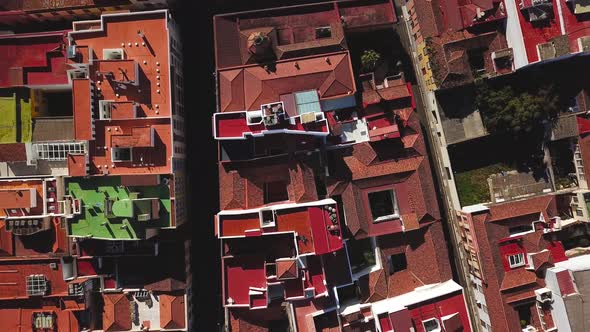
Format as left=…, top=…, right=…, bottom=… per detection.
left=217, top=199, right=343, bottom=255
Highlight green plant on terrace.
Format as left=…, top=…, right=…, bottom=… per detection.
left=360, top=49, right=381, bottom=72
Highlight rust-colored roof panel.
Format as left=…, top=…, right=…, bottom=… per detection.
left=103, top=293, right=131, bottom=332
left=72, top=79, right=92, bottom=141
left=0, top=143, right=27, bottom=162
left=160, top=294, right=186, bottom=329
left=0, top=189, right=34, bottom=209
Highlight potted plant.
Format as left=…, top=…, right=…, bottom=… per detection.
left=360, top=49, right=381, bottom=72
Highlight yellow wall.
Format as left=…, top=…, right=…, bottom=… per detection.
left=417, top=42, right=437, bottom=91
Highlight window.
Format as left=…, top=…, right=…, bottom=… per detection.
left=368, top=189, right=399, bottom=222
left=388, top=253, right=407, bottom=275
left=422, top=318, right=441, bottom=332
left=111, top=147, right=132, bottom=162
left=315, top=26, right=332, bottom=39
left=467, top=48, right=486, bottom=72
left=264, top=181, right=289, bottom=204
left=26, top=275, right=48, bottom=296
left=508, top=253, right=525, bottom=268
left=35, top=142, right=86, bottom=161
left=576, top=209, right=584, bottom=217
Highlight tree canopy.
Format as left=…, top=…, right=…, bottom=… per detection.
left=475, top=82, right=560, bottom=139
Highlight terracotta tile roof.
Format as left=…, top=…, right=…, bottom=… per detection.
left=160, top=294, right=186, bottom=330
left=500, top=269, right=537, bottom=291
left=359, top=269, right=388, bottom=303
left=530, top=250, right=553, bottom=271
left=411, top=0, right=445, bottom=38
left=0, top=143, right=27, bottom=162
left=504, top=289, right=536, bottom=304
left=488, top=195, right=554, bottom=222
left=102, top=293, right=131, bottom=332
left=219, top=154, right=319, bottom=210
left=214, top=4, right=347, bottom=69
left=276, top=258, right=298, bottom=280
left=218, top=52, right=355, bottom=113
left=387, top=270, right=425, bottom=297
left=426, top=31, right=508, bottom=89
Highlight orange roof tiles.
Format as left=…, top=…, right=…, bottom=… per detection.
left=218, top=52, right=355, bottom=113
left=0, top=180, right=44, bottom=218
left=0, top=189, right=35, bottom=209
left=70, top=11, right=172, bottom=119
left=111, top=126, right=154, bottom=148
left=488, top=195, right=554, bottom=222
left=72, top=78, right=92, bottom=140
left=160, top=294, right=186, bottom=329
left=91, top=119, right=171, bottom=175
left=102, top=293, right=132, bottom=332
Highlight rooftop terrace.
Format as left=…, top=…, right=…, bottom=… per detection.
left=66, top=175, right=172, bottom=240
left=0, top=88, right=32, bottom=143
left=0, top=31, right=69, bottom=88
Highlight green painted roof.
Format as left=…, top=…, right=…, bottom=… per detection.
left=0, top=89, right=32, bottom=143
left=66, top=176, right=172, bottom=240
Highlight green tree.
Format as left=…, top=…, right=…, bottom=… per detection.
left=475, top=82, right=560, bottom=138
left=360, top=49, right=381, bottom=72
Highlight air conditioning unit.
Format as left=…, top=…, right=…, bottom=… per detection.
left=98, top=100, right=114, bottom=119
left=137, top=214, right=151, bottom=222
left=535, top=288, right=553, bottom=303
left=102, top=48, right=125, bottom=60
left=67, top=45, right=77, bottom=59
left=49, top=263, right=57, bottom=270
left=260, top=209, right=276, bottom=228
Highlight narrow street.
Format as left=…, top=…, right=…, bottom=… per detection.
left=391, top=0, right=483, bottom=330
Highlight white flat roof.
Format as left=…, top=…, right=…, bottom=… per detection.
left=556, top=254, right=590, bottom=272
left=461, top=204, right=489, bottom=214
left=371, top=280, right=464, bottom=315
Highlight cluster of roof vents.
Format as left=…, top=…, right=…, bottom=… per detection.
left=26, top=274, right=48, bottom=296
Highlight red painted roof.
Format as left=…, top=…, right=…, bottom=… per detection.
left=558, top=0, right=590, bottom=51
left=556, top=269, right=576, bottom=295
left=515, top=0, right=562, bottom=63
left=0, top=31, right=69, bottom=88
left=218, top=52, right=355, bottom=113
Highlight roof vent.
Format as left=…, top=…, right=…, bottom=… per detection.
left=247, top=32, right=272, bottom=56
left=26, top=274, right=48, bottom=296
